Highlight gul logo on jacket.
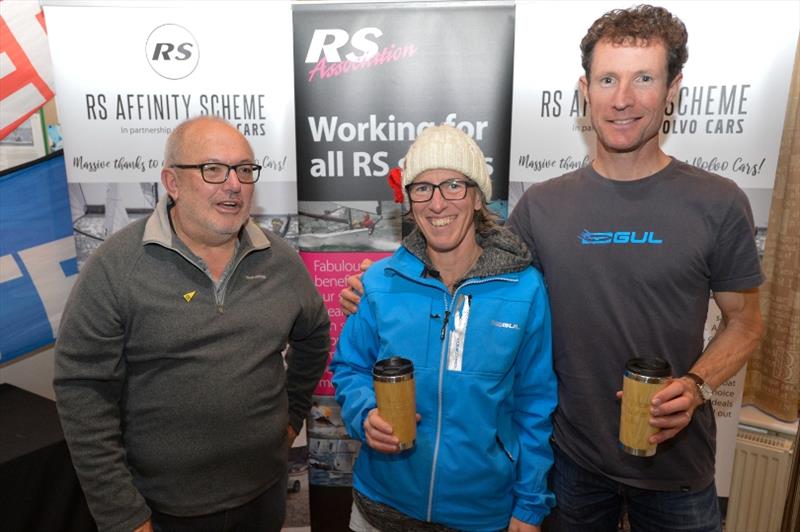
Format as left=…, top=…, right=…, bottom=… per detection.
left=579, top=230, right=664, bottom=245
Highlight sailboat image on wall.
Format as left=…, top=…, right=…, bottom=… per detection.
left=298, top=200, right=402, bottom=251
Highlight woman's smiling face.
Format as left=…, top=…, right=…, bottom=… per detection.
left=410, top=169, right=482, bottom=256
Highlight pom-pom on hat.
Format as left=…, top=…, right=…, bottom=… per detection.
left=402, top=125, right=491, bottom=200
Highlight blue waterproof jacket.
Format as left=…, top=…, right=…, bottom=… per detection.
left=331, top=228, right=557, bottom=531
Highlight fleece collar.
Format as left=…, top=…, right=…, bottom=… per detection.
left=142, top=195, right=270, bottom=251
left=402, top=224, right=531, bottom=281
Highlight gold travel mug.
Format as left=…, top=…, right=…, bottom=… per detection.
left=619, top=357, right=672, bottom=457
left=373, top=356, right=416, bottom=450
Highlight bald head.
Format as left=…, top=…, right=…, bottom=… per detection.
left=164, top=116, right=252, bottom=168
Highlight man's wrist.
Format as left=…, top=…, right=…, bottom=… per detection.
left=683, top=372, right=713, bottom=403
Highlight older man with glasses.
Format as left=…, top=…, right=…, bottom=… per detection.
left=54, top=116, right=330, bottom=532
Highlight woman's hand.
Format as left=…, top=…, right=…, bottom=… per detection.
left=364, top=408, right=401, bottom=453
left=363, top=408, right=420, bottom=453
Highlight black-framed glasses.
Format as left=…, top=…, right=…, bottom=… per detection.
left=170, top=162, right=262, bottom=184
left=406, top=179, right=476, bottom=203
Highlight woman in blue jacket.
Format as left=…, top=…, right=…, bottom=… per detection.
left=331, top=125, right=557, bottom=532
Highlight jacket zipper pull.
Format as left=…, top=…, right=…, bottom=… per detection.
left=496, top=434, right=515, bottom=462
left=440, top=310, right=450, bottom=340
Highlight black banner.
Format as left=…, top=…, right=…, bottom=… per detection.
left=294, top=1, right=515, bottom=204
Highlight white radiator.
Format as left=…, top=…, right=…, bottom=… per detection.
left=726, top=426, right=794, bottom=532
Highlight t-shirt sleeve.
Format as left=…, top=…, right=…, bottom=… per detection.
left=709, top=186, right=764, bottom=292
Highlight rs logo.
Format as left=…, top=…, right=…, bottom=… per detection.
left=305, top=28, right=383, bottom=64
left=146, top=24, right=199, bottom=80
left=151, top=42, right=193, bottom=61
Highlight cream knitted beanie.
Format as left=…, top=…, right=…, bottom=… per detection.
left=402, top=125, right=491, bottom=200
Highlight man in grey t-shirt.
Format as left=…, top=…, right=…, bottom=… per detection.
left=342, top=5, right=763, bottom=531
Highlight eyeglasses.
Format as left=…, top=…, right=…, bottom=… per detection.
left=406, top=179, right=476, bottom=203
left=170, top=162, right=262, bottom=184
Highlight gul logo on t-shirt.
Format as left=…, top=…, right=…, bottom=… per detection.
left=579, top=230, right=663, bottom=245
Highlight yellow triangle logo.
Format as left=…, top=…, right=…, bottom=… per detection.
left=183, top=290, right=196, bottom=303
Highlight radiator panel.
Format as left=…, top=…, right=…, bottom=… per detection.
left=726, top=430, right=793, bottom=532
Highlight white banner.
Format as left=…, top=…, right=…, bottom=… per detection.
left=510, top=0, right=799, bottom=227
left=42, top=0, right=297, bottom=214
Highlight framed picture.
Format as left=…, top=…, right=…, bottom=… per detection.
left=0, top=111, right=47, bottom=172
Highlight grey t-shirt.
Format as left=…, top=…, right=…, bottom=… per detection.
left=508, top=157, right=763, bottom=490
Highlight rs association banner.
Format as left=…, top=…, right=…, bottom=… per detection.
left=292, top=0, right=515, bottom=499
left=294, top=0, right=516, bottom=385
left=294, top=1, right=515, bottom=207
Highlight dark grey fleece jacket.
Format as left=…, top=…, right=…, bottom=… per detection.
left=54, top=198, right=329, bottom=532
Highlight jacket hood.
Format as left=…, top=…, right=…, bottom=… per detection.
left=402, top=224, right=532, bottom=281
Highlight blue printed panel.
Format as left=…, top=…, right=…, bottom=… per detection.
left=0, top=153, right=77, bottom=362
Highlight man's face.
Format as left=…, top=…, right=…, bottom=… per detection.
left=164, top=120, right=255, bottom=247
left=580, top=39, right=681, bottom=156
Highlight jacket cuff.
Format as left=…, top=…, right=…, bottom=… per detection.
left=512, top=505, right=546, bottom=527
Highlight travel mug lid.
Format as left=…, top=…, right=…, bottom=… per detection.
left=373, top=356, right=414, bottom=377
left=625, top=357, right=671, bottom=378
